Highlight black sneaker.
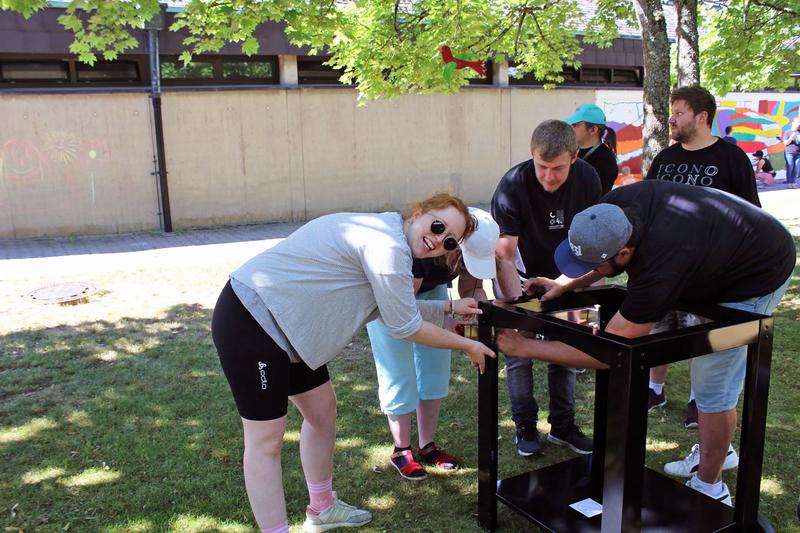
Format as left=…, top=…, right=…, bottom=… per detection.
left=547, top=424, right=592, bottom=455
left=515, top=423, right=543, bottom=457
left=684, top=400, right=699, bottom=429
left=648, top=388, right=667, bottom=411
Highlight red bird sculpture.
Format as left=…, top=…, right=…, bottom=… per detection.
left=440, top=46, right=486, bottom=78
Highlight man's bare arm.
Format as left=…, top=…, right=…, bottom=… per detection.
left=497, top=311, right=654, bottom=368
left=495, top=234, right=521, bottom=298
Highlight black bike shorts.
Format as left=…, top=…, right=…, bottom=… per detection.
left=211, top=281, right=330, bottom=421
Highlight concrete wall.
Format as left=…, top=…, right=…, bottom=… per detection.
left=163, top=87, right=595, bottom=229
left=1, top=87, right=596, bottom=238
left=0, top=93, right=159, bottom=239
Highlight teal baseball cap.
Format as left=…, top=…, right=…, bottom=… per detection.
left=564, top=104, right=606, bottom=126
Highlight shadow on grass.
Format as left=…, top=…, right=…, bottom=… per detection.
left=3, top=300, right=800, bottom=532
left=1, top=304, right=254, bottom=532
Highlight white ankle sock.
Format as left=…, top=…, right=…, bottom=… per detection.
left=689, top=388, right=695, bottom=402
left=649, top=381, right=664, bottom=395
left=693, top=475, right=725, bottom=496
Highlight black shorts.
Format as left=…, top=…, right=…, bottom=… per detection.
left=211, top=281, right=330, bottom=421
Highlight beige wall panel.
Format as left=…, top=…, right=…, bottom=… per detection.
left=442, top=88, right=511, bottom=203
left=0, top=93, right=158, bottom=238
left=162, top=90, right=295, bottom=228
left=2, top=87, right=600, bottom=238
left=508, top=89, right=596, bottom=164
left=297, top=88, right=512, bottom=217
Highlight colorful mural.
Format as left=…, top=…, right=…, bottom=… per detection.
left=598, top=92, right=800, bottom=179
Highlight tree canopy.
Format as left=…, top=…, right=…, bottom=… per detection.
left=3, top=1, right=797, bottom=97
left=3, top=0, right=640, bottom=100
left=700, top=0, right=799, bottom=94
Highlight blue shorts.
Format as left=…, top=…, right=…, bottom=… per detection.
left=366, top=284, right=451, bottom=416
left=691, top=275, right=791, bottom=413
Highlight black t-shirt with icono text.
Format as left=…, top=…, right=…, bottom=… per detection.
left=645, top=137, right=760, bottom=206
left=492, top=158, right=602, bottom=279
left=602, top=180, right=795, bottom=324
left=579, top=143, right=618, bottom=196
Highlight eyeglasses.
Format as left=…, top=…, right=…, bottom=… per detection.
left=430, top=219, right=460, bottom=251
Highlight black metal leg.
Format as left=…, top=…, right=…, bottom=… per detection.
left=590, top=368, right=609, bottom=501
left=478, top=312, right=499, bottom=531
left=601, top=351, right=648, bottom=533
left=734, top=317, right=773, bottom=530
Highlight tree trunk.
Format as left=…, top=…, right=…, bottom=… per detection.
left=632, top=0, right=671, bottom=174
left=675, top=0, right=700, bottom=86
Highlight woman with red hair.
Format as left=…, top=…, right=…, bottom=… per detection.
left=211, top=193, right=496, bottom=533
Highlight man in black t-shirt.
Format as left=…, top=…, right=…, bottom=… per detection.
left=645, top=86, right=760, bottom=425
left=565, top=103, right=619, bottom=195
left=491, top=119, right=601, bottom=457
left=646, top=86, right=759, bottom=206
left=499, top=180, right=794, bottom=505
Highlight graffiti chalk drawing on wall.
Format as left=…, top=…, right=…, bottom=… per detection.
left=0, top=131, right=111, bottom=205
left=1, top=139, right=46, bottom=181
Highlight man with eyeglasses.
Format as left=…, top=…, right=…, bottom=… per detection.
left=491, top=119, right=602, bottom=457
left=499, top=180, right=794, bottom=505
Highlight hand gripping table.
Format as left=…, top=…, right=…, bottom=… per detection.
left=477, top=286, right=775, bottom=532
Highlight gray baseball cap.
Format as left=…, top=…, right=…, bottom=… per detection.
left=554, top=203, right=632, bottom=278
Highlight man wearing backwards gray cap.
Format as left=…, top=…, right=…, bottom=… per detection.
left=498, top=180, right=794, bottom=506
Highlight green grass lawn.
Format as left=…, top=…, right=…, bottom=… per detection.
left=2, top=248, right=800, bottom=532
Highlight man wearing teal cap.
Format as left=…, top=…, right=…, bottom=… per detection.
left=564, top=104, right=619, bottom=195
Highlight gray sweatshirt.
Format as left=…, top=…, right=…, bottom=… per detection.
left=230, top=212, right=446, bottom=370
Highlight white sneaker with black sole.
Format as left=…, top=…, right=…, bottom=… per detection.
left=686, top=474, right=732, bottom=506
left=664, top=443, right=739, bottom=477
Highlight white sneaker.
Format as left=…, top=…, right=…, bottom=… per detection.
left=686, top=474, right=732, bottom=506
left=664, top=443, right=739, bottom=477
left=302, top=492, right=372, bottom=532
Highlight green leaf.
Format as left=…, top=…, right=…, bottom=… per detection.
left=242, top=36, right=259, bottom=56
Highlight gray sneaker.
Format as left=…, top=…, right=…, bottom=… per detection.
left=302, top=492, right=372, bottom=532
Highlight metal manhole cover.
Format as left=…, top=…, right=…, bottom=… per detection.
left=25, top=282, right=98, bottom=304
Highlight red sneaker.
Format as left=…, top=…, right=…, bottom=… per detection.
left=390, top=449, right=427, bottom=480
left=419, top=442, right=461, bottom=471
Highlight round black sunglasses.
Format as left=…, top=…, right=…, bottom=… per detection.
left=430, top=220, right=459, bottom=251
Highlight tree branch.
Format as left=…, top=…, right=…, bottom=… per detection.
left=751, top=0, right=798, bottom=16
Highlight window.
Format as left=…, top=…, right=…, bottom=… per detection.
left=612, top=68, right=642, bottom=86
left=297, top=56, right=347, bottom=85
left=159, top=55, right=278, bottom=86
left=581, top=67, right=611, bottom=84
left=76, top=61, right=140, bottom=82
left=0, top=55, right=149, bottom=88
left=223, top=61, right=275, bottom=81
left=160, top=61, right=214, bottom=80
left=508, top=63, right=642, bottom=87
left=1, top=60, right=69, bottom=82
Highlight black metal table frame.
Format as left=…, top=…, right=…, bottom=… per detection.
left=477, top=285, right=774, bottom=532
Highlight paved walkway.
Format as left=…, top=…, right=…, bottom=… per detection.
left=1, top=189, right=797, bottom=277
left=0, top=220, right=305, bottom=260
